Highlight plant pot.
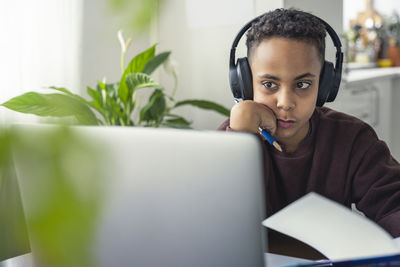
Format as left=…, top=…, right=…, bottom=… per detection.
left=388, top=46, right=400, bottom=66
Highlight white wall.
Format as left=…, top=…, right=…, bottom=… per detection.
left=284, top=0, right=343, bottom=63
left=155, top=0, right=257, bottom=130
left=80, top=0, right=150, bottom=91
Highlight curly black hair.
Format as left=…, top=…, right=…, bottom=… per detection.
left=246, top=8, right=326, bottom=65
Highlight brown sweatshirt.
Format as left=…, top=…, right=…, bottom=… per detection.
left=218, top=107, right=400, bottom=238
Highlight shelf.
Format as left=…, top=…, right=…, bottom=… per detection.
left=343, top=67, right=400, bottom=86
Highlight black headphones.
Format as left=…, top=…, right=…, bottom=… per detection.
left=229, top=12, right=343, bottom=107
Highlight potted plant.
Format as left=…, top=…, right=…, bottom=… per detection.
left=1, top=31, right=230, bottom=127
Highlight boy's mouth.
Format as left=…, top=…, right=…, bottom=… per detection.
left=277, top=119, right=295, bottom=129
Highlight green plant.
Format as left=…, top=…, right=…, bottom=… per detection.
left=1, top=31, right=229, bottom=128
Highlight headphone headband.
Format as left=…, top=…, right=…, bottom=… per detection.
left=230, top=13, right=343, bottom=73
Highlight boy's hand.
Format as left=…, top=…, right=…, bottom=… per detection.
left=230, top=100, right=277, bottom=135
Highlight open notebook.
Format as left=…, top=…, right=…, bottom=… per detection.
left=263, top=192, right=400, bottom=266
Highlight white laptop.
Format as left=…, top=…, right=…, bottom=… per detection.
left=12, top=125, right=267, bottom=267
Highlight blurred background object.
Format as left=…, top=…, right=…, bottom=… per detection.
left=387, top=11, right=400, bottom=66
left=345, top=0, right=383, bottom=67
left=344, top=0, right=400, bottom=68
left=107, top=0, right=165, bottom=35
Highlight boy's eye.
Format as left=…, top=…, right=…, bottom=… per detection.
left=296, top=81, right=311, bottom=89
left=262, top=81, right=277, bottom=89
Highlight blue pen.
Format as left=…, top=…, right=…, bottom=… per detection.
left=258, top=127, right=282, bottom=152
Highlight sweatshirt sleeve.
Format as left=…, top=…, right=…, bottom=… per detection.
left=351, top=127, right=400, bottom=237
left=218, top=119, right=238, bottom=132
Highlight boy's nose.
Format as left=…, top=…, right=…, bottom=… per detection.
left=276, top=89, right=295, bottom=111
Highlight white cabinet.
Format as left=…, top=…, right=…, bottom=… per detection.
left=325, top=77, right=392, bottom=148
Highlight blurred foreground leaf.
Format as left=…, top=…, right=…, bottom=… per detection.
left=0, top=130, right=30, bottom=262
left=0, top=125, right=107, bottom=266
left=108, top=0, right=165, bottom=34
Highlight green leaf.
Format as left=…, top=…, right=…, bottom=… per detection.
left=49, top=86, right=74, bottom=95
left=95, top=84, right=105, bottom=104
left=106, top=83, right=119, bottom=101
left=110, top=101, right=124, bottom=116
left=86, top=86, right=100, bottom=103
left=2, top=92, right=99, bottom=125
left=94, top=82, right=126, bottom=125
left=118, top=82, right=129, bottom=105
left=8, top=126, right=105, bottom=266
left=142, top=51, right=171, bottom=75
left=50, top=87, right=101, bottom=123
left=127, top=44, right=156, bottom=73
left=96, top=82, right=109, bottom=106
left=173, top=99, right=230, bottom=117
left=125, top=73, right=163, bottom=97
left=96, top=82, right=119, bottom=102
left=162, top=116, right=192, bottom=129
left=87, top=86, right=106, bottom=117
left=139, top=89, right=166, bottom=123
left=87, top=100, right=102, bottom=113
left=50, top=87, right=89, bottom=104
left=118, top=45, right=156, bottom=104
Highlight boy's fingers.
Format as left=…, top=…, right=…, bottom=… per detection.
left=257, top=104, right=277, bottom=135
left=230, top=100, right=277, bottom=135
left=230, top=101, right=259, bottom=132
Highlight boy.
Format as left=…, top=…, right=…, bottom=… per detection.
left=219, top=9, right=400, bottom=239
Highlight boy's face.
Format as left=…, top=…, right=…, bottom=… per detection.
left=249, top=37, right=322, bottom=149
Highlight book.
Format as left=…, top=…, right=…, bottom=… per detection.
left=285, top=254, right=400, bottom=266
left=262, top=192, right=400, bottom=265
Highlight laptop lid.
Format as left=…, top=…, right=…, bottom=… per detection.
left=13, top=126, right=267, bottom=267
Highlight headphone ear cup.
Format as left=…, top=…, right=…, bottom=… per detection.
left=229, top=65, right=241, bottom=99
left=236, top=57, right=253, bottom=100
left=327, top=68, right=341, bottom=102
left=317, top=61, right=334, bottom=107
